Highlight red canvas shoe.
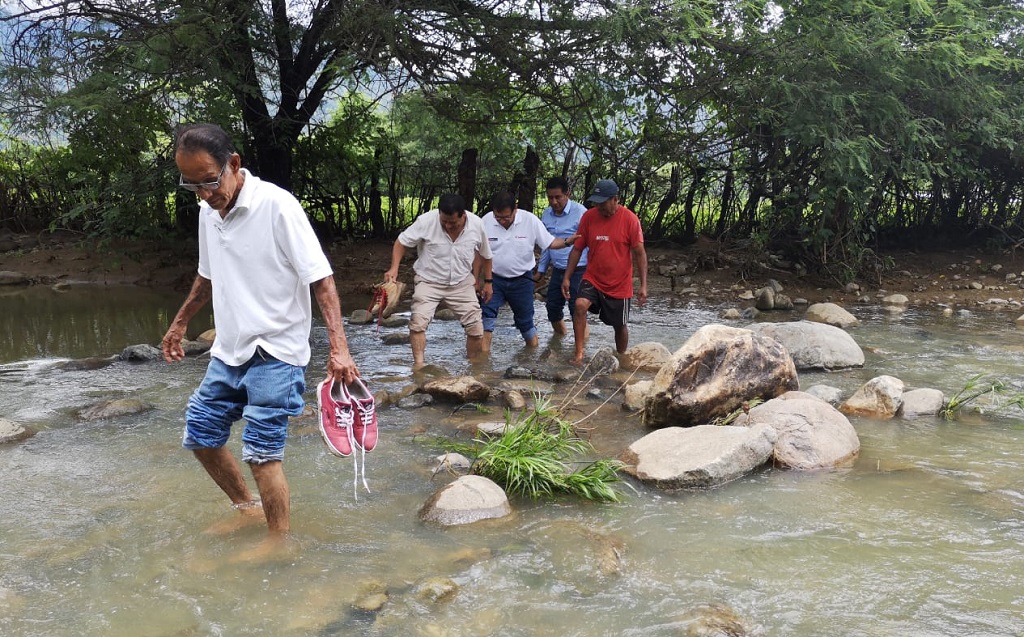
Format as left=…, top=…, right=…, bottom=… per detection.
left=317, top=378, right=354, bottom=457
left=347, top=377, right=378, bottom=451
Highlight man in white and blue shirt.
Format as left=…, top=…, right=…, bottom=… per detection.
left=535, top=177, right=589, bottom=336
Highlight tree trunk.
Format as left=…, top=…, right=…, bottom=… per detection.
left=368, top=149, right=385, bottom=238
left=457, top=148, right=478, bottom=210
left=244, top=124, right=296, bottom=192
left=716, top=166, right=735, bottom=237
left=628, top=174, right=644, bottom=212
left=514, top=146, right=540, bottom=212
left=175, top=190, right=199, bottom=236
left=561, top=144, right=575, bottom=179
left=648, top=165, right=680, bottom=240
left=681, top=167, right=704, bottom=242
left=388, top=152, right=400, bottom=231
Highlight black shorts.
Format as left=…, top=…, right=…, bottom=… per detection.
left=578, top=279, right=631, bottom=327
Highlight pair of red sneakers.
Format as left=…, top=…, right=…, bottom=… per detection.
left=317, top=376, right=378, bottom=457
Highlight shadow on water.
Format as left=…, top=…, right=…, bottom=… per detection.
left=3, top=287, right=1024, bottom=636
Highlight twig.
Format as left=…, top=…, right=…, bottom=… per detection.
left=571, top=368, right=640, bottom=427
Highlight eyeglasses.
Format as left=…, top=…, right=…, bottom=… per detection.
left=179, top=164, right=228, bottom=193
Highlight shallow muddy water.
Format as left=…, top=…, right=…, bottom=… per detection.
left=2, top=285, right=1024, bottom=636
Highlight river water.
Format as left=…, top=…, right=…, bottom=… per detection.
left=2, top=284, right=1024, bottom=636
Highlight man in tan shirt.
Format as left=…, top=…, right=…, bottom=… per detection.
left=384, top=194, right=493, bottom=368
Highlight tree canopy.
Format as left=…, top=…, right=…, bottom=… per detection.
left=3, top=0, right=1024, bottom=279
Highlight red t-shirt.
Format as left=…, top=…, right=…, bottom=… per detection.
left=575, top=205, right=644, bottom=298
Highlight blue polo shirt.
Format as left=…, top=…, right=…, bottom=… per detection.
left=537, top=200, right=588, bottom=273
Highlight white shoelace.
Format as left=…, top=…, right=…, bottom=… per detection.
left=354, top=403, right=375, bottom=495
left=336, top=404, right=371, bottom=499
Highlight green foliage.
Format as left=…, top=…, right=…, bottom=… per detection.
left=941, top=374, right=1024, bottom=421
left=3, top=0, right=1024, bottom=268
left=446, top=398, right=624, bottom=503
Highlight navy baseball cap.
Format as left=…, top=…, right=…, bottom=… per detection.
left=589, top=179, right=619, bottom=203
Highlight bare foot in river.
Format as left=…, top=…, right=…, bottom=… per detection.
left=203, top=503, right=267, bottom=535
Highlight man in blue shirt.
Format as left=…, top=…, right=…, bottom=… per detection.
left=534, top=177, right=589, bottom=336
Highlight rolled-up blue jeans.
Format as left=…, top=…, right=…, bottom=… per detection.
left=546, top=266, right=586, bottom=323
left=482, top=273, right=538, bottom=342
left=182, top=349, right=306, bottom=464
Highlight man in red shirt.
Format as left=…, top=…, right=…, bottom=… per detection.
left=561, top=179, right=648, bottom=365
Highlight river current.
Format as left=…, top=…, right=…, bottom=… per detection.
left=1, top=284, right=1023, bottom=636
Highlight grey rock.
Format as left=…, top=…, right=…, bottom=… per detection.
left=587, top=348, right=619, bottom=375
left=398, top=393, right=433, bottom=409
left=418, top=475, right=511, bottom=526
left=621, top=342, right=672, bottom=371
left=119, top=344, right=162, bottom=362
left=380, top=315, right=409, bottom=328
left=78, top=398, right=154, bottom=421
left=623, top=380, right=652, bottom=412
left=748, top=320, right=864, bottom=370
left=620, top=424, right=777, bottom=489
left=898, top=388, right=945, bottom=418
left=644, top=324, right=798, bottom=428
left=745, top=391, right=860, bottom=469
left=0, top=418, right=34, bottom=444
left=840, top=375, right=905, bottom=419
left=422, top=376, right=490, bottom=403
left=804, top=302, right=859, bottom=328
left=0, top=271, right=30, bottom=286
left=803, top=384, right=844, bottom=406
left=381, top=332, right=409, bottom=345
left=54, top=356, right=117, bottom=371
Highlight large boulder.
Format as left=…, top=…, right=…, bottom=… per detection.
left=422, top=376, right=490, bottom=403
left=748, top=320, right=864, bottom=370
left=620, top=424, right=777, bottom=489
left=643, top=324, right=799, bottom=428
left=840, top=375, right=905, bottom=419
left=743, top=391, right=860, bottom=469
left=418, top=475, right=512, bottom=526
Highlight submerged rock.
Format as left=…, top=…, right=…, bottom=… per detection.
left=78, top=398, right=154, bottom=421
left=0, top=418, right=34, bottom=444
left=422, top=375, right=490, bottom=403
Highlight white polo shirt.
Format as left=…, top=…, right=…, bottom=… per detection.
left=397, top=209, right=491, bottom=285
left=482, top=209, right=556, bottom=278
left=197, top=169, right=333, bottom=367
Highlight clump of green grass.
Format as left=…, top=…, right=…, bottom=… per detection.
left=941, top=374, right=1024, bottom=420
left=444, top=398, right=624, bottom=503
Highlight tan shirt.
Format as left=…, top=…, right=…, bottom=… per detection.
left=397, top=209, right=492, bottom=285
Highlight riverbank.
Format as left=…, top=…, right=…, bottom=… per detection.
left=2, top=230, right=1024, bottom=313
